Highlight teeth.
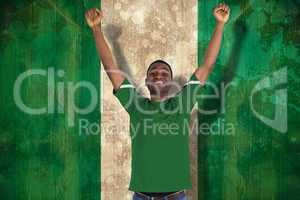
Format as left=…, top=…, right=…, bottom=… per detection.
left=155, top=81, right=163, bottom=84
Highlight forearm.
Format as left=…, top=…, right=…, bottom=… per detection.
left=93, top=26, right=116, bottom=69
left=202, top=22, right=224, bottom=68
left=195, top=22, right=225, bottom=82
left=92, top=25, right=124, bottom=89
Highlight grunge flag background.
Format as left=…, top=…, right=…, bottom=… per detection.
left=0, top=0, right=299, bottom=200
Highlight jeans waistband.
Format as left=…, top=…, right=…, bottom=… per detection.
left=134, top=190, right=185, bottom=200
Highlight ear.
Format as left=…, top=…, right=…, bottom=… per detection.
left=145, top=78, right=148, bottom=86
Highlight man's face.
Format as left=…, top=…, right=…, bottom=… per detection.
left=145, top=62, right=172, bottom=95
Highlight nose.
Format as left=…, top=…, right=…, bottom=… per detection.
left=153, top=76, right=162, bottom=82
left=153, top=73, right=163, bottom=80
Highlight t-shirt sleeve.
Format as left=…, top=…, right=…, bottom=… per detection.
left=176, top=73, right=205, bottom=113
left=113, top=77, right=139, bottom=114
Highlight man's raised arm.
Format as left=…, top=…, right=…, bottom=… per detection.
left=195, top=3, right=230, bottom=83
left=85, top=8, right=124, bottom=90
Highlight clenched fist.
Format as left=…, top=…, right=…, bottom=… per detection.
left=85, top=8, right=103, bottom=28
left=213, top=3, right=230, bottom=24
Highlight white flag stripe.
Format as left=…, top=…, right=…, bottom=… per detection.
left=102, top=0, right=198, bottom=199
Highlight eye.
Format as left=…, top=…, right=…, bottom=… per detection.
left=161, top=72, right=169, bottom=77
left=149, top=71, right=155, bottom=76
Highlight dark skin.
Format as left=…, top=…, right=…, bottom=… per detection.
left=145, top=63, right=172, bottom=101
left=85, top=3, right=230, bottom=101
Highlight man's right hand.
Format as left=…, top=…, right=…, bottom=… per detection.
left=85, top=8, right=103, bottom=28
left=86, top=8, right=124, bottom=90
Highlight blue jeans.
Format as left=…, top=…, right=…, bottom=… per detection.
left=132, top=192, right=187, bottom=200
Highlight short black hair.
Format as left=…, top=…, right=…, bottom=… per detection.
left=147, top=60, right=173, bottom=78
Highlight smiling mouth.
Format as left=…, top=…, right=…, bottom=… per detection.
left=154, top=80, right=164, bottom=85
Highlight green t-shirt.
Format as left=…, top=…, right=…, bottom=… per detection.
left=113, top=73, right=204, bottom=192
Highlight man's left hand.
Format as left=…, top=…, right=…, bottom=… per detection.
left=213, top=3, right=230, bottom=24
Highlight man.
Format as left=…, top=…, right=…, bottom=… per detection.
left=85, top=3, right=230, bottom=200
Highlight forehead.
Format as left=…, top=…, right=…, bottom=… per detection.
left=148, top=63, right=171, bottom=73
